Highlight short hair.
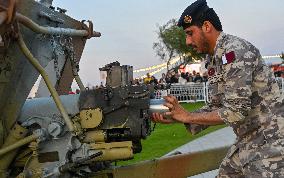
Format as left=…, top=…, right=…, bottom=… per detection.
left=192, top=8, right=223, bottom=31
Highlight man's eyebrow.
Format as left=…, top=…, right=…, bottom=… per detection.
left=185, top=30, right=192, bottom=34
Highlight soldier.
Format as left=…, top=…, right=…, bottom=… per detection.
left=151, top=0, right=284, bottom=177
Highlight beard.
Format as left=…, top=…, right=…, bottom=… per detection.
left=197, top=31, right=210, bottom=55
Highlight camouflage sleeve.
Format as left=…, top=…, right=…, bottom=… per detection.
left=218, top=42, right=259, bottom=126
left=184, top=105, right=214, bottom=135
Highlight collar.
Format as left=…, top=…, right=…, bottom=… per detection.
left=213, top=32, right=226, bottom=59
left=205, top=32, right=226, bottom=67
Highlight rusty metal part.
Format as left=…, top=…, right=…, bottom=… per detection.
left=67, top=36, right=86, bottom=91
left=16, top=13, right=101, bottom=38
left=0, top=0, right=16, bottom=26
left=17, top=31, right=75, bottom=132
left=94, top=146, right=230, bottom=178
left=0, top=11, right=7, bottom=25
left=83, top=20, right=101, bottom=38
left=6, top=0, right=16, bottom=24
left=81, top=20, right=100, bottom=39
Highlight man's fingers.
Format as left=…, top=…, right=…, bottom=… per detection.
left=160, top=118, right=173, bottom=124
left=164, top=95, right=178, bottom=104
left=164, top=103, right=173, bottom=110
left=164, top=111, right=172, bottom=116
left=151, top=113, right=164, bottom=123
left=159, top=114, right=173, bottom=124
left=164, top=96, right=174, bottom=103
left=151, top=113, right=160, bottom=123
left=151, top=113, right=173, bottom=124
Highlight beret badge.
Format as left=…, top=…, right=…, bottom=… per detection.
left=184, top=15, right=192, bottom=24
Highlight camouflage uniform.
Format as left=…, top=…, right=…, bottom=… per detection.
left=185, top=32, right=284, bottom=177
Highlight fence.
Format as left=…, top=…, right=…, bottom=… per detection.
left=154, top=77, right=284, bottom=103
left=154, top=82, right=208, bottom=103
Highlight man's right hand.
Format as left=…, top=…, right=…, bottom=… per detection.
left=151, top=95, right=190, bottom=124
left=151, top=112, right=176, bottom=124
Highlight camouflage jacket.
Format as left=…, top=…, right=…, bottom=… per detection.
left=186, top=32, right=284, bottom=149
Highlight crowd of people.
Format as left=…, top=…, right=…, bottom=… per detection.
left=68, top=70, right=210, bottom=94
left=134, top=70, right=208, bottom=85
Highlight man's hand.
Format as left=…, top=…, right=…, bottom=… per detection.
left=151, top=95, right=190, bottom=124
left=151, top=112, right=176, bottom=124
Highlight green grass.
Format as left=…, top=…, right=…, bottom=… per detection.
left=117, top=102, right=225, bottom=165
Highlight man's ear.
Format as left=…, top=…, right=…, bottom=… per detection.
left=202, top=21, right=212, bottom=33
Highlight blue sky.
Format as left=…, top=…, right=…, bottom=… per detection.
left=52, top=0, right=284, bottom=87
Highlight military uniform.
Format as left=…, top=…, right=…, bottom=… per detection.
left=206, top=32, right=284, bottom=178
left=178, top=0, right=284, bottom=177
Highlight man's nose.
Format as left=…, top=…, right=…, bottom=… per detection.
left=186, top=36, right=192, bottom=46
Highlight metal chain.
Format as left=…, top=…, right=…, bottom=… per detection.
left=50, top=36, right=60, bottom=80
left=65, top=36, right=80, bottom=74
left=50, top=35, right=65, bottom=81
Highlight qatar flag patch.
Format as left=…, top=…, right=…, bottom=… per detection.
left=208, top=68, right=215, bottom=76
left=222, top=51, right=236, bottom=65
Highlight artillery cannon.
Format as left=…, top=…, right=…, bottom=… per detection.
left=0, top=0, right=153, bottom=177
left=0, top=1, right=229, bottom=177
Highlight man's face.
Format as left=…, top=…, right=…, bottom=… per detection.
left=184, top=25, right=210, bottom=54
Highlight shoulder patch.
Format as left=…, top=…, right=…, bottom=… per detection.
left=208, top=68, right=215, bottom=76
left=222, top=51, right=236, bottom=65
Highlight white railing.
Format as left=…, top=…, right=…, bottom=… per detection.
left=154, top=78, right=284, bottom=103
left=154, top=83, right=208, bottom=103
left=170, top=83, right=207, bottom=103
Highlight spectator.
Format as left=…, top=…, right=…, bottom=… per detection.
left=187, top=73, right=194, bottom=82
left=192, top=70, right=197, bottom=79
left=202, top=72, right=208, bottom=83
left=165, top=73, right=172, bottom=83
left=178, top=72, right=187, bottom=84
left=143, top=73, right=152, bottom=84
left=159, top=73, right=166, bottom=84
left=170, top=72, right=179, bottom=83
left=133, top=78, right=140, bottom=85
left=150, top=76, right=158, bottom=85
left=99, top=82, right=104, bottom=88
left=193, top=72, right=203, bottom=83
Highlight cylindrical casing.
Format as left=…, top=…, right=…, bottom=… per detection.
left=0, top=124, right=28, bottom=174
left=89, top=141, right=133, bottom=162
left=83, top=130, right=106, bottom=143
left=149, top=99, right=174, bottom=121
left=149, top=99, right=169, bottom=114
left=93, top=148, right=133, bottom=162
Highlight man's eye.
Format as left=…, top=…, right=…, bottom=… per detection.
left=186, top=32, right=193, bottom=36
